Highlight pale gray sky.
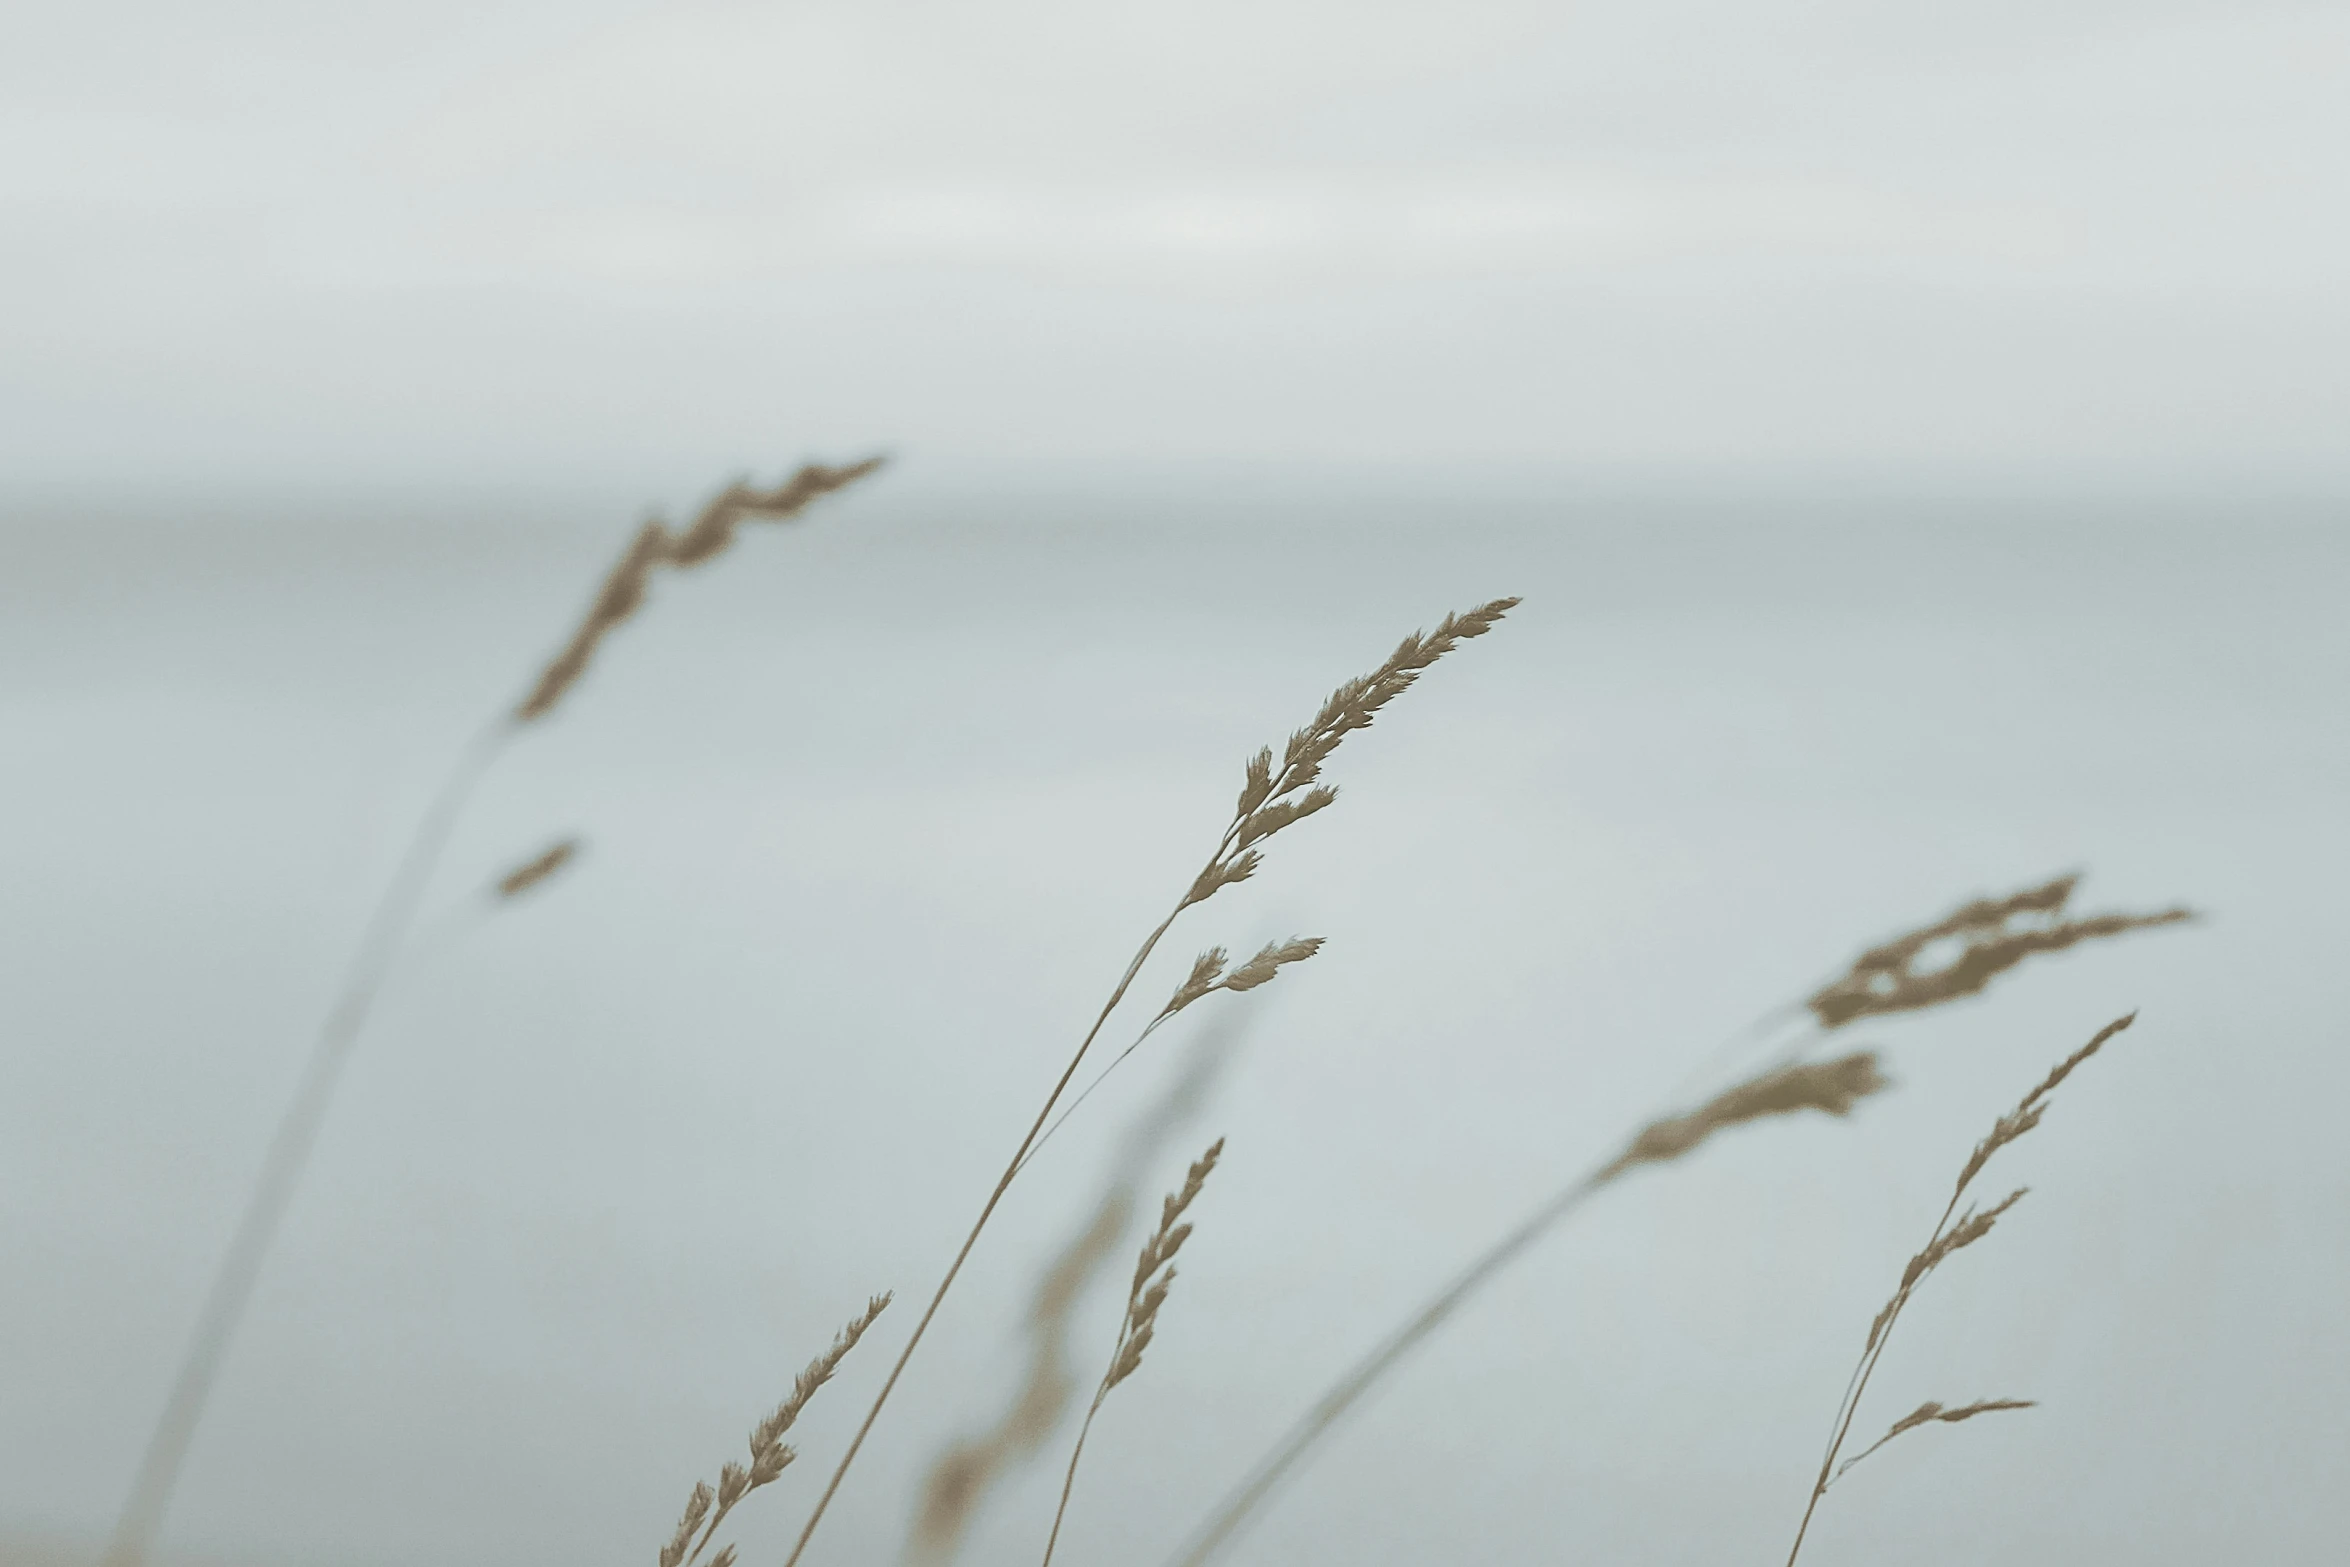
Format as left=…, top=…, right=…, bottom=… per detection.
left=5, top=0, right=2348, bottom=487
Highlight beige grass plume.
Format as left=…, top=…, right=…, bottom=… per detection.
left=1042, top=1141, right=1225, bottom=1567
left=1663, top=869, right=2184, bottom=1131
left=1019, top=938, right=1321, bottom=1173
left=1596, top=1053, right=1887, bottom=1181
left=1165, top=871, right=2189, bottom=1567
left=1782, top=1012, right=2137, bottom=1565
left=1806, top=875, right=2188, bottom=1029
left=781, top=598, right=1520, bottom=1567
left=1829, top=1397, right=2037, bottom=1480
left=655, top=1294, right=891, bottom=1567
left=518, top=459, right=888, bottom=722
left=104, top=460, right=884, bottom=1567
left=494, top=836, right=583, bottom=900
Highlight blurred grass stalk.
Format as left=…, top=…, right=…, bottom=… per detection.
left=1166, top=878, right=2188, bottom=1567
left=103, top=461, right=884, bottom=1567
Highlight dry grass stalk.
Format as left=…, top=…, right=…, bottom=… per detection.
left=1806, top=874, right=2189, bottom=1030
left=495, top=836, right=582, bottom=899
left=517, top=458, right=887, bottom=722
left=1783, top=1012, right=2137, bottom=1566
left=105, top=462, right=882, bottom=1567
left=1042, top=1141, right=1225, bottom=1567
left=1832, top=1397, right=2037, bottom=1480
left=1597, top=1053, right=1887, bottom=1182
left=1167, top=862, right=2189, bottom=1567
left=907, top=1019, right=1239, bottom=1565
left=1166, top=1050, right=1888, bottom=1567
left=780, top=598, right=1520, bottom=1567
left=657, top=1294, right=892, bottom=1567
left=1021, top=938, right=1321, bottom=1172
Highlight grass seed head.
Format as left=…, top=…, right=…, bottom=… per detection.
left=654, top=1292, right=890, bottom=1567
left=495, top=837, right=581, bottom=899
left=1165, top=949, right=1229, bottom=1016
left=1190, top=598, right=1521, bottom=910
left=659, top=1482, right=713, bottom=1567
left=1834, top=1398, right=2039, bottom=1480
left=1808, top=876, right=2188, bottom=1029
left=519, top=458, right=885, bottom=722
left=1106, top=1139, right=1224, bottom=1395
left=1605, top=1052, right=1888, bottom=1181
left=1221, top=937, right=1324, bottom=993
left=1954, top=1012, right=2135, bottom=1197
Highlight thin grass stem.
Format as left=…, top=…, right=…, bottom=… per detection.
left=781, top=898, right=1200, bottom=1567
left=103, top=717, right=514, bottom=1567
left=1039, top=1399, right=1105, bottom=1567
left=786, top=599, right=1519, bottom=1564
left=1782, top=1187, right=1958, bottom=1567
left=1163, top=1171, right=1604, bottom=1567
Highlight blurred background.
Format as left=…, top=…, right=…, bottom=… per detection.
left=3, top=4, right=2346, bottom=1566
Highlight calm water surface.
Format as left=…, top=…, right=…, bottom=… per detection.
left=2, top=479, right=2344, bottom=1566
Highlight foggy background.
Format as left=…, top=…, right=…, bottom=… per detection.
left=7, top=0, right=2350, bottom=488
left=4, top=4, right=2348, bottom=1567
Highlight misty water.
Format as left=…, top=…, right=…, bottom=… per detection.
left=3, top=478, right=2345, bottom=1566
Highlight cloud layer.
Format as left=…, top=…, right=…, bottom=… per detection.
left=4, top=0, right=2346, bottom=483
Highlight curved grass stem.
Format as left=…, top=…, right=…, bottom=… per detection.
left=104, top=718, right=514, bottom=1567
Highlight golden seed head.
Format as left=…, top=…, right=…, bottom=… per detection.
left=518, top=458, right=885, bottom=722
left=494, top=837, right=581, bottom=900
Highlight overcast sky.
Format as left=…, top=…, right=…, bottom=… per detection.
left=5, top=0, right=2348, bottom=489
